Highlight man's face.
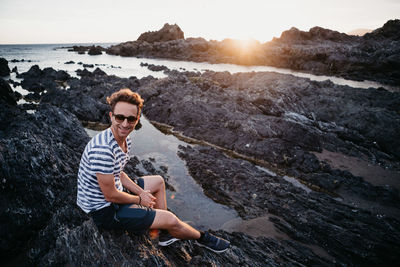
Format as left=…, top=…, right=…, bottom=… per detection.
left=109, top=101, right=140, bottom=140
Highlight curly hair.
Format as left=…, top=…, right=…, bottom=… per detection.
left=106, top=88, right=144, bottom=115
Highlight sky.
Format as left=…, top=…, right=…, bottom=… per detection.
left=0, top=0, right=399, bottom=44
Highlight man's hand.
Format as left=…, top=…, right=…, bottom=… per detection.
left=139, top=190, right=156, bottom=208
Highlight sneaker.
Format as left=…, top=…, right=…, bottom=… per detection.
left=158, top=230, right=179, bottom=246
left=195, top=231, right=230, bottom=253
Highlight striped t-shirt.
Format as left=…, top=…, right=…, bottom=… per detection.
left=77, top=128, right=131, bottom=213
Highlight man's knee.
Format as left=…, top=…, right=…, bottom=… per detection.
left=164, top=211, right=180, bottom=228
left=156, top=175, right=165, bottom=188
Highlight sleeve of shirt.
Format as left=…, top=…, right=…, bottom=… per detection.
left=88, top=145, right=115, bottom=175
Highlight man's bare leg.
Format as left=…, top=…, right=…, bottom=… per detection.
left=150, top=209, right=201, bottom=240
left=143, top=175, right=167, bottom=210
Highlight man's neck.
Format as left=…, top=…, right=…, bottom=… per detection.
left=110, top=127, right=126, bottom=148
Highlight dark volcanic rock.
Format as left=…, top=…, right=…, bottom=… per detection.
left=40, top=67, right=140, bottom=123
left=140, top=62, right=169, bottom=72
left=138, top=23, right=184, bottom=43
left=88, top=45, right=103, bottom=55
left=3, top=64, right=399, bottom=265
left=178, top=144, right=400, bottom=266
left=137, top=70, right=400, bottom=208
left=0, top=103, right=90, bottom=261
left=17, top=65, right=71, bottom=92
left=0, top=58, right=11, bottom=77
left=0, top=78, right=17, bottom=105
left=0, top=94, right=331, bottom=266
left=69, top=45, right=105, bottom=55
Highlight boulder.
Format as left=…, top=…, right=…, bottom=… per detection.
left=88, top=45, right=103, bottom=55
left=0, top=78, right=17, bottom=105
left=137, top=23, right=184, bottom=43
left=0, top=58, right=11, bottom=77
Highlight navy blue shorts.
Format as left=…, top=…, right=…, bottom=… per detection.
left=91, top=177, right=156, bottom=235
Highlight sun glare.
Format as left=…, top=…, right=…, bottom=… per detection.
left=237, top=39, right=261, bottom=53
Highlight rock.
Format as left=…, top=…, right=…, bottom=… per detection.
left=76, top=68, right=93, bottom=77
left=0, top=103, right=90, bottom=261
left=365, top=19, right=400, bottom=40
left=82, top=64, right=94, bottom=68
left=137, top=23, right=184, bottom=43
left=88, top=45, right=103, bottom=55
left=65, top=61, right=75, bottom=64
left=11, top=66, right=18, bottom=73
left=92, top=67, right=107, bottom=76
left=2, top=65, right=399, bottom=265
left=137, top=70, right=400, bottom=207
left=107, top=20, right=400, bottom=86
left=0, top=58, right=11, bottom=77
left=10, top=59, right=32, bottom=63
left=0, top=78, right=17, bottom=105
left=24, top=92, right=42, bottom=102
left=177, top=144, right=400, bottom=266
left=140, top=62, right=169, bottom=72
left=17, top=65, right=71, bottom=92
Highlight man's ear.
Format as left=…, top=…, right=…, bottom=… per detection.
left=109, top=111, right=113, bottom=121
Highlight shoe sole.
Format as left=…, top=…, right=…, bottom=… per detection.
left=194, top=241, right=229, bottom=253
left=159, top=238, right=179, bottom=246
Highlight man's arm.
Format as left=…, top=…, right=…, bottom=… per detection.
left=96, top=173, right=140, bottom=204
left=120, top=171, right=156, bottom=207
left=120, top=171, right=145, bottom=195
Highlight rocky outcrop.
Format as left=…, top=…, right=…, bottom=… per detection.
left=88, top=45, right=103, bottom=55
left=1, top=66, right=399, bottom=265
left=17, top=65, right=70, bottom=92
left=178, top=144, right=400, bottom=266
left=140, top=62, right=169, bottom=72
left=0, top=78, right=17, bottom=105
left=136, top=69, right=400, bottom=264
left=68, top=45, right=105, bottom=55
left=138, top=23, right=184, bottom=43
left=137, top=70, right=400, bottom=211
left=106, top=20, right=400, bottom=86
left=0, top=58, right=10, bottom=77
left=0, top=69, right=330, bottom=266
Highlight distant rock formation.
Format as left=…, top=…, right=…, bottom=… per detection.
left=137, top=23, right=184, bottom=43
left=106, top=20, right=400, bottom=86
left=69, top=45, right=105, bottom=55
left=88, top=45, right=103, bottom=55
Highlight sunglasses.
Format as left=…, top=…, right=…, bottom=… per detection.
left=113, top=113, right=138, bottom=124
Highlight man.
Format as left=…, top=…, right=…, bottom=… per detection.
left=77, top=88, right=230, bottom=253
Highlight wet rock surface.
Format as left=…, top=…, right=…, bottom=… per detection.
left=178, top=145, right=400, bottom=266
left=136, top=69, right=400, bottom=263
left=1, top=66, right=399, bottom=266
left=106, top=20, right=400, bottom=86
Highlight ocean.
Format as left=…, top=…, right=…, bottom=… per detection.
left=1, top=43, right=396, bottom=91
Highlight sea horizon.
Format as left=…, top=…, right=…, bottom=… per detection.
left=0, top=42, right=119, bottom=47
